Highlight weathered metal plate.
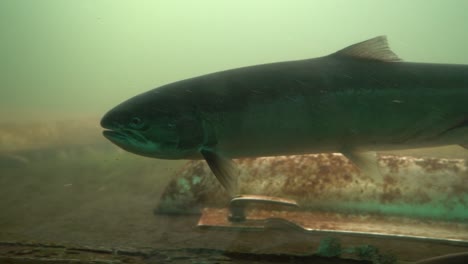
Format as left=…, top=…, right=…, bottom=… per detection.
left=156, top=153, right=468, bottom=222
left=198, top=208, right=468, bottom=243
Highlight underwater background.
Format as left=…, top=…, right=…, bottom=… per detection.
left=0, top=0, right=467, bottom=263
left=2, top=0, right=468, bottom=123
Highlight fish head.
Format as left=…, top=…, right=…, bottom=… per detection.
left=100, top=91, right=204, bottom=159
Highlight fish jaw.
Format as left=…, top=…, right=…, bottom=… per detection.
left=102, top=128, right=202, bottom=160
left=102, top=128, right=158, bottom=156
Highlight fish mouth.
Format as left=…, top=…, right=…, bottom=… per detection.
left=102, top=129, right=135, bottom=150
left=102, top=128, right=151, bottom=147
left=102, top=129, right=141, bottom=144
left=102, top=128, right=159, bottom=156
left=102, top=129, right=128, bottom=142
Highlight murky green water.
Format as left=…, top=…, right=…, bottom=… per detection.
left=1, top=1, right=467, bottom=263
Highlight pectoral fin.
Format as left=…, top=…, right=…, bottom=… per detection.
left=201, top=148, right=239, bottom=197
left=460, top=144, right=468, bottom=149
left=341, top=150, right=380, bottom=178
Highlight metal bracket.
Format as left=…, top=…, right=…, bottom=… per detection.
left=198, top=194, right=305, bottom=232
left=228, top=195, right=299, bottom=222
left=197, top=195, right=468, bottom=248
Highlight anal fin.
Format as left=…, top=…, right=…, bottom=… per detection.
left=201, top=148, right=239, bottom=197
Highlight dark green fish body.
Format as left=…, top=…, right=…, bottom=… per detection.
left=101, top=36, right=468, bottom=194
left=192, top=58, right=468, bottom=157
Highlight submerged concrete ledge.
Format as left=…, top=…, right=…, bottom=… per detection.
left=157, top=154, right=468, bottom=222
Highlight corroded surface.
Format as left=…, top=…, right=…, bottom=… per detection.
left=156, top=154, right=468, bottom=221
left=198, top=208, right=468, bottom=242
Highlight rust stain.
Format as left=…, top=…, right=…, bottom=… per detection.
left=380, top=187, right=402, bottom=204
left=415, top=158, right=460, bottom=173
left=383, top=175, right=398, bottom=186
left=281, top=154, right=357, bottom=198
left=380, top=174, right=403, bottom=203
left=381, top=155, right=408, bottom=174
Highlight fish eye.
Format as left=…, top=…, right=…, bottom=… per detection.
left=129, top=117, right=145, bottom=129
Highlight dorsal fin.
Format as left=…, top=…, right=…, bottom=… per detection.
left=332, top=36, right=401, bottom=62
